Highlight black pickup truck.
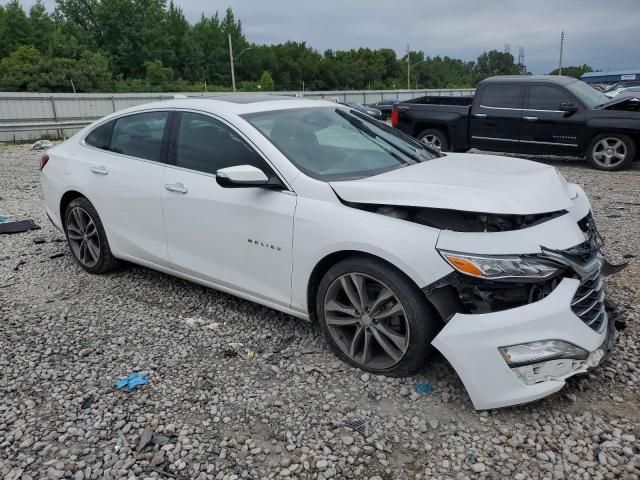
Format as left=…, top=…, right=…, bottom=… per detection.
left=391, top=75, right=640, bottom=170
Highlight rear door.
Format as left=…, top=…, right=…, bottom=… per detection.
left=79, top=110, right=171, bottom=265
left=469, top=83, right=524, bottom=152
left=520, top=84, right=585, bottom=155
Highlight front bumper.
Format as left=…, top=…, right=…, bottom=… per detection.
left=432, top=277, right=610, bottom=410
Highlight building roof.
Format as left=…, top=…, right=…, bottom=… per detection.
left=582, top=69, right=640, bottom=78
left=480, top=75, right=577, bottom=85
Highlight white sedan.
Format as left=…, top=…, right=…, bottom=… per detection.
left=41, top=95, right=613, bottom=409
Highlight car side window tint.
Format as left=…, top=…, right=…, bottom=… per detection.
left=175, top=112, right=270, bottom=175
left=110, top=112, right=168, bottom=161
left=480, top=84, right=524, bottom=109
left=85, top=121, right=114, bottom=150
left=527, top=85, right=573, bottom=110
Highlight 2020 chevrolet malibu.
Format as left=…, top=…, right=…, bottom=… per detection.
left=41, top=95, right=614, bottom=409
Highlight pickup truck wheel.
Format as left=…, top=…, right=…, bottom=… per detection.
left=316, top=256, right=439, bottom=377
left=587, top=134, right=635, bottom=171
left=417, top=129, right=449, bottom=152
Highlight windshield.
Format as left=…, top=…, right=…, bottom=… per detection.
left=243, top=107, right=439, bottom=181
left=566, top=80, right=609, bottom=108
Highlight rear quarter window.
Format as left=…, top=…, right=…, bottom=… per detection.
left=480, top=84, right=524, bottom=109
left=85, top=121, right=114, bottom=150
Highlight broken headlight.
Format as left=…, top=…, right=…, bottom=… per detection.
left=499, top=340, right=588, bottom=367
left=438, top=250, right=562, bottom=282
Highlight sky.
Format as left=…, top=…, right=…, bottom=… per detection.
left=25, top=0, right=640, bottom=74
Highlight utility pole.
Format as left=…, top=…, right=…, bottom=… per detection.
left=228, top=33, right=236, bottom=92
left=406, top=44, right=410, bottom=90
left=558, top=31, right=565, bottom=76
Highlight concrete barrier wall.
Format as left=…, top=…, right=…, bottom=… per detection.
left=0, top=88, right=475, bottom=141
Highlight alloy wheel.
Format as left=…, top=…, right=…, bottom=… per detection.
left=323, top=273, right=410, bottom=370
left=66, top=207, right=101, bottom=268
left=421, top=134, right=442, bottom=151
left=592, top=137, right=627, bottom=168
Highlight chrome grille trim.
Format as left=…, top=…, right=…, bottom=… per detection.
left=571, top=270, right=607, bottom=333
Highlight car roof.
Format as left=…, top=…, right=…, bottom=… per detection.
left=107, top=95, right=338, bottom=118
left=480, top=75, right=578, bottom=85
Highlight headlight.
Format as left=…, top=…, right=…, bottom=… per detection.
left=499, top=340, right=588, bottom=367
left=438, top=250, right=562, bottom=281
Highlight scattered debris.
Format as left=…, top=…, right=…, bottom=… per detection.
left=31, top=139, right=54, bottom=150
left=0, top=215, right=9, bottom=223
left=223, top=342, right=243, bottom=358
left=33, top=236, right=46, bottom=244
left=0, top=219, right=41, bottom=235
left=49, top=252, right=65, bottom=259
left=13, top=260, right=25, bottom=272
left=342, top=419, right=368, bottom=436
left=247, top=350, right=256, bottom=360
left=223, top=347, right=238, bottom=358
left=415, top=383, right=434, bottom=394
left=137, top=427, right=154, bottom=452
left=81, top=395, right=94, bottom=409
left=0, top=281, right=20, bottom=289
left=602, top=258, right=628, bottom=276
left=115, top=372, right=149, bottom=392
left=273, top=335, right=295, bottom=353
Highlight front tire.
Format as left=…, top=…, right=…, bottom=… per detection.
left=64, top=197, right=119, bottom=274
left=316, top=256, right=440, bottom=377
left=586, top=133, right=635, bottom=171
left=417, top=128, right=449, bottom=152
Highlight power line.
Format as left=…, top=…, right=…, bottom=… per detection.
left=526, top=43, right=560, bottom=58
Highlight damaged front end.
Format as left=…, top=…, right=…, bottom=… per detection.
left=428, top=211, right=625, bottom=409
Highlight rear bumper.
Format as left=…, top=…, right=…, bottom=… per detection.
left=432, top=278, right=610, bottom=410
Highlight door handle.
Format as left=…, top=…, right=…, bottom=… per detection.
left=164, top=182, right=188, bottom=194
left=524, top=116, right=539, bottom=122
left=90, top=165, right=109, bottom=175
left=472, top=113, right=487, bottom=118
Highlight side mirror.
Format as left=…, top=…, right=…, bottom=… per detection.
left=559, top=102, right=579, bottom=115
left=216, top=165, right=282, bottom=189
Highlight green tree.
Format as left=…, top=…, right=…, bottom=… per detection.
left=0, top=44, right=41, bottom=90
left=473, top=50, right=524, bottom=84
left=549, top=64, right=592, bottom=79
left=0, top=0, right=30, bottom=58
left=257, top=70, right=274, bottom=91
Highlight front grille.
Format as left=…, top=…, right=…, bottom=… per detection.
left=571, top=267, right=607, bottom=332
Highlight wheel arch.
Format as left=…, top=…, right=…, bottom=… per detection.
left=59, top=190, right=86, bottom=230
left=414, top=123, right=451, bottom=142
left=306, top=249, right=442, bottom=323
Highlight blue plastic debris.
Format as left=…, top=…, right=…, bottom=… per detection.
left=414, top=383, right=433, bottom=394
left=115, top=373, right=149, bottom=391
left=0, top=215, right=9, bottom=223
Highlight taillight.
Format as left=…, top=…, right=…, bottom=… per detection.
left=390, top=108, right=399, bottom=127
left=40, top=154, right=50, bottom=170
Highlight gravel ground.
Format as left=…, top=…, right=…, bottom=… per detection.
left=1, top=144, right=639, bottom=480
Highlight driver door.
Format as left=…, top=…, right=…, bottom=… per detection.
left=161, top=111, right=297, bottom=308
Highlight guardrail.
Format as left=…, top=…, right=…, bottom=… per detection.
left=0, top=88, right=475, bottom=141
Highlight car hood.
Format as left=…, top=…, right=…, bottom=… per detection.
left=329, top=153, right=574, bottom=215
left=598, top=94, right=640, bottom=110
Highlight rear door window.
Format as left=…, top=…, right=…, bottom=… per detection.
left=480, top=84, right=524, bottom=109
left=109, top=112, right=169, bottom=162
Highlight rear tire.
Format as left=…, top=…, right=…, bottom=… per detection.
left=417, top=128, right=449, bottom=152
left=586, top=133, right=635, bottom=171
left=316, top=256, right=440, bottom=377
left=64, top=197, right=119, bottom=274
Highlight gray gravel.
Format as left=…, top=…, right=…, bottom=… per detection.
left=1, top=143, right=639, bottom=480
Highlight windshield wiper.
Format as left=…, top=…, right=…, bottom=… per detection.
left=335, top=108, right=420, bottom=162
